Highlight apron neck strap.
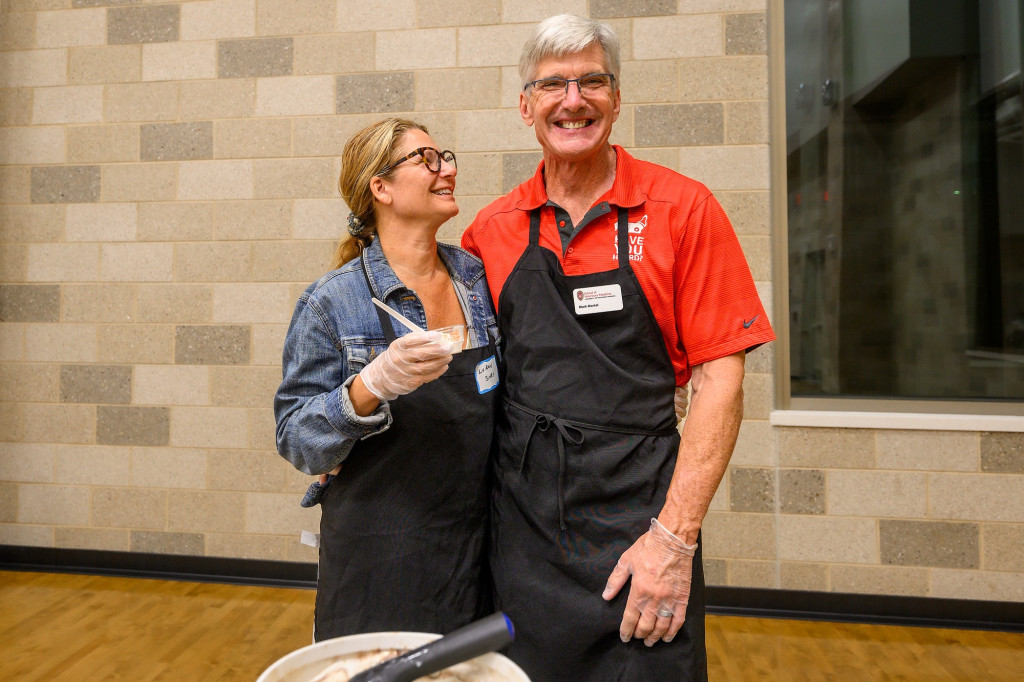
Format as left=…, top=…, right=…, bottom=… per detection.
left=615, top=206, right=630, bottom=267
left=361, top=255, right=399, bottom=344
left=529, top=208, right=542, bottom=246
left=529, top=206, right=632, bottom=270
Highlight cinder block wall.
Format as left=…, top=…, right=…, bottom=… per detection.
left=2, top=0, right=1021, bottom=604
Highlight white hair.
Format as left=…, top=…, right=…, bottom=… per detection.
left=519, top=14, right=621, bottom=89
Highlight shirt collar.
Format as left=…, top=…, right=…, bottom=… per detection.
left=360, top=237, right=404, bottom=301
left=515, top=145, right=646, bottom=211
left=360, top=237, right=483, bottom=301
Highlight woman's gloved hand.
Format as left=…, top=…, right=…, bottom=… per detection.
left=358, top=330, right=453, bottom=402
left=602, top=518, right=698, bottom=647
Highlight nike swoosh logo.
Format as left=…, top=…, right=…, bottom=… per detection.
left=743, top=316, right=759, bottom=329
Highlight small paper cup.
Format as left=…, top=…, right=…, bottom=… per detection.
left=435, top=324, right=466, bottom=354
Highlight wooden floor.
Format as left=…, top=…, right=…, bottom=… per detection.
left=1, top=571, right=1021, bottom=681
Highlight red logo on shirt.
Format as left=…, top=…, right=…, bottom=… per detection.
left=613, top=214, right=648, bottom=262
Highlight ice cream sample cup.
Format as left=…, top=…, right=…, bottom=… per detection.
left=435, top=324, right=466, bottom=354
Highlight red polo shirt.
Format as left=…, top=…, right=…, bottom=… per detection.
left=462, top=146, right=774, bottom=386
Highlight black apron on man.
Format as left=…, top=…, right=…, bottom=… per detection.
left=315, top=260, right=497, bottom=640
left=490, top=207, right=707, bottom=681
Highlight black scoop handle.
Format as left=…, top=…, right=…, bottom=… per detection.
left=348, top=612, right=515, bottom=682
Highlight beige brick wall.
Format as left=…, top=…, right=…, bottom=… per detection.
left=2, top=0, right=1020, bottom=604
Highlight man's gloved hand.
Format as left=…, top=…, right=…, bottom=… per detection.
left=602, top=518, right=698, bottom=647
left=359, top=330, right=453, bottom=402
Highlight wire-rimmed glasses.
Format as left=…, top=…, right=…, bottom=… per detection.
left=523, top=73, right=616, bottom=98
left=377, top=147, right=457, bottom=176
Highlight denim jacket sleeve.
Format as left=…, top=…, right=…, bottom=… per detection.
left=273, top=290, right=392, bottom=476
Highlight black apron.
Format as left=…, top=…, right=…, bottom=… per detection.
left=314, top=258, right=497, bottom=641
left=491, top=207, right=707, bottom=681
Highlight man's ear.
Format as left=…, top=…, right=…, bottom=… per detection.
left=519, top=92, right=534, bottom=127
left=369, top=176, right=391, bottom=205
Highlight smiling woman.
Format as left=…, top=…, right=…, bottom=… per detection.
left=273, top=117, right=501, bottom=643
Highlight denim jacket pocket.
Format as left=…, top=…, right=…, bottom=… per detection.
left=343, top=342, right=384, bottom=375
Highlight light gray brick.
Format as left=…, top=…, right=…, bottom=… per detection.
left=175, top=325, right=251, bottom=365
left=0, top=481, right=17, bottom=523
left=140, top=121, right=214, bottom=161
left=0, top=88, right=33, bottom=126
left=130, top=530, right=204, bottom=555
left=501, top=152, right=542, bottom=194
left=416, top=0, right=499, bottom=27
left=591, top=0, right=675, bottom=18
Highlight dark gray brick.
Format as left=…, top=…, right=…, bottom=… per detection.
left=0, top=284, right=60, bottom=322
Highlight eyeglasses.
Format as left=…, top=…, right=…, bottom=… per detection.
left=377, top=147, right=457, bottom=176
left=523, top=73, right=616, bottom=98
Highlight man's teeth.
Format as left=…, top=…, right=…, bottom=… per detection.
left=558, top=120, right=590, bottom=129
left=433, top=189, right=452, bottom=195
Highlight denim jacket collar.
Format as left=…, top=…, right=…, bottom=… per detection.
left=360, top=237, right=486, bottom=302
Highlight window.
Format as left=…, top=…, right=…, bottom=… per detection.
left=784, top=0, right=1024, bottom=405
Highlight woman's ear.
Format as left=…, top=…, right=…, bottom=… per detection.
left=370, top=176, right=391, bottom=205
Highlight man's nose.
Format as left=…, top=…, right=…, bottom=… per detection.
left=561, top=81, right=585, bottom=108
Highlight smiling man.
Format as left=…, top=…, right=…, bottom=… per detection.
left=462, top=14, right=774, bottom=681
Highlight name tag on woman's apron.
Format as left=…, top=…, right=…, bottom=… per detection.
left=573, top=284, right=623, bottom=315
left=476, top=356, right=499, bottom=393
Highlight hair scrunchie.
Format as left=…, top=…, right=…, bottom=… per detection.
left=347, top=212, right=367, bottom=236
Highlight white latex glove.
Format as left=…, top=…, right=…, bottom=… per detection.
left=602, top=518, right=697, bottom=647
left=358, top=330, right=453, bottom=402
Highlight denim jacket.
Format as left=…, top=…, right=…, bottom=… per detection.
left=274, top=237, right=500, bottom=476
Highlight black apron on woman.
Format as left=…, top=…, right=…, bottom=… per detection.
left=490, top=207, right=707, bottom=681
left=314, top=259, right=498, bottom=641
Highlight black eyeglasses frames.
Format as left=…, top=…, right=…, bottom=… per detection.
left=377, top=147, right=457, bottom=176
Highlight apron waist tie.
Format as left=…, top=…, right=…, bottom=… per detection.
left=506, top=397, right=676, bottom=531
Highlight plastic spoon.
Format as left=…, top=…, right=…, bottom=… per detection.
left=348, top=612, right=515, bottom=682
left=372, top=297, right=424, bottom=333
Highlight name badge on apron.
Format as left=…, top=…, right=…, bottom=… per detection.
left=573, top=284, right=623, bottom=315
left=476, top=355, right=499, bottom=393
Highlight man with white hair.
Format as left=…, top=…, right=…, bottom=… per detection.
left=463, top=14, right=774, bottom=680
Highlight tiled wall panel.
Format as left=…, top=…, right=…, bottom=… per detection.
left=2, top=2, right=1020, bottom=606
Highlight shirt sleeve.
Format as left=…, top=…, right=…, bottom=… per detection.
left=673, top=194, right=774, bottom=366
left=460, top=217, right=481, bottom=257
left=273, top=295, right=392, bottom=476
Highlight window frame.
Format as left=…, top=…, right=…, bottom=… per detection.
left=767, top=0, right=1024, bottom=428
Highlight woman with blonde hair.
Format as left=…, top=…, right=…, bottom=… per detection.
left=274, top=118, right=500, bottom=640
